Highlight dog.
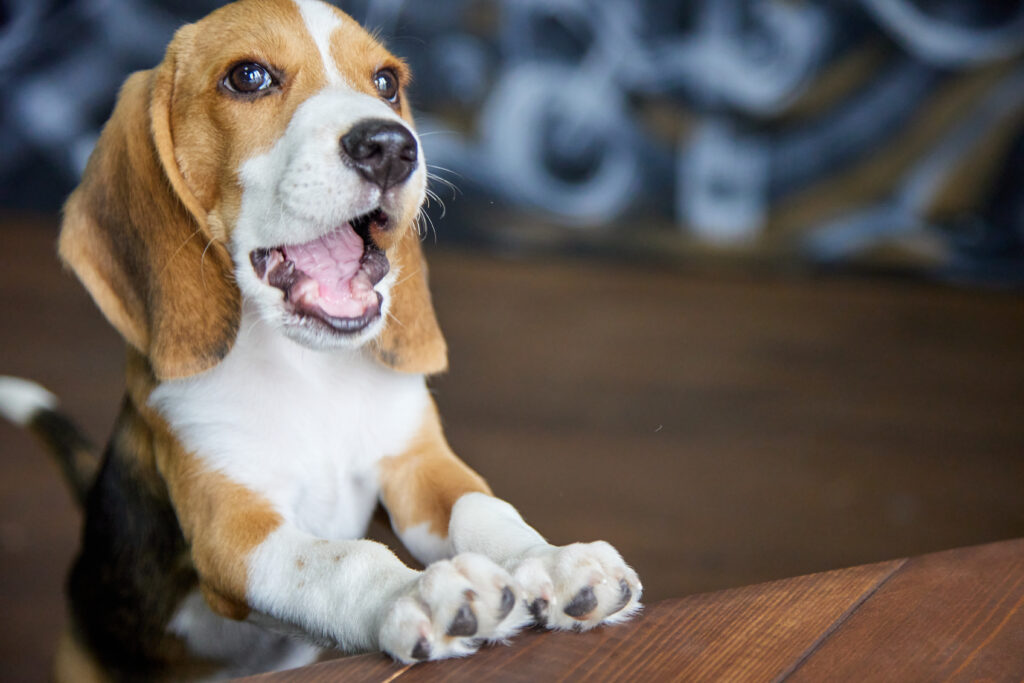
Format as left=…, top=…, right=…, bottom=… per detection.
left=0, top=0, right=641, bottom=679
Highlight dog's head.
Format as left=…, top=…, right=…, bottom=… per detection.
left=59, top=0, right=446, bottom=380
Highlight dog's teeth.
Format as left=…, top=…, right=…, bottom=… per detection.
left=350, top=274, right=372, bottom=295
left=292, top=277, right=319, bottom=305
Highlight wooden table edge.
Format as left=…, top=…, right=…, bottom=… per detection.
left=238, top=537, right=1024, bottom=682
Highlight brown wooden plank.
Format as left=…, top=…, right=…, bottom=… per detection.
left=240, top=560, right=900, bottom=682
left=786, top=539, right=1024, bottom=682
left=430, top=251, right=1024, bottom=599
left=6, top=217, right=1024, bottom=679
left=239, top=654, right=404, bottom=682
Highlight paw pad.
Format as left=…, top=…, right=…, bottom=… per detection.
left=563, top=585, right=598, bottom=618
left=411, top=636, right=431, bottom=661
left=446, top=603, right=478, bottom=637
left=498, top=586, right=515, bottom=620
left=512, top=541, right=642, bottom=631
left=529, top=597, right=549, bottom=623
left=379, top=553, right=530, bottom=664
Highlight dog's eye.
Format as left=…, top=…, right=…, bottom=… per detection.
left=224, top=62, right=275, bottom=94
left=373, top=69, right=399, bottom=103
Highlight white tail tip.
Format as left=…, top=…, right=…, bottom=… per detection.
left=0, top=376, right=58, bottom=426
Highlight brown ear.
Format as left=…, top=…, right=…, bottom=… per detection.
left=59, top=48, right=240, bottom=381
left=373, top=228, right=448, bottom=375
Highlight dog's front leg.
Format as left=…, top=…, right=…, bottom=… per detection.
left=161, top=438, right=525, bottom=663
left=158, top=445, right=423, bottom=654
left=245, top=526, right=420, bottom=651
left=379, top=402, right=643, bottom=654
left=244, top=521, right=530, bottom=663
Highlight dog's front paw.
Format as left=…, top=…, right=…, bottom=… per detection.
left=379, top=553, right=530, bottom=663
left=512, top=541, right=642, bottom=631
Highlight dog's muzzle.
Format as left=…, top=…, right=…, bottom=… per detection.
left=249, top=209, right=391, bottom=333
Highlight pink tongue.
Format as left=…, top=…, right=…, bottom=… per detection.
left=285, top=224, right=370, bottom=318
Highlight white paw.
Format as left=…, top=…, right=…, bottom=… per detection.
left=379, top=553, right=531, bottom=663
left=512, top=541, right=642, bottom=631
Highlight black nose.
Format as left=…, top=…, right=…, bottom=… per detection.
left=340, top=119, right=418, bottom=191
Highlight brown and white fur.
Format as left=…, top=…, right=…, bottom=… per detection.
left=0, top=0, right=641, bottom=679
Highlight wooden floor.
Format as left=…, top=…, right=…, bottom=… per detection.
left=2, top=215, right=1023, bottom=680
left=245, top=539, right=1024, bottom=682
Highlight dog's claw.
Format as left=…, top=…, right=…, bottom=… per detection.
left=446, top=603, right=478, bottom=637
left=564, top=585, right=598, bottom=618
left=609, top=579, right=632, bottom=615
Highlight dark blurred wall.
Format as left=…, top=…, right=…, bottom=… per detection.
left=2, top=0, right=1023, bottom=282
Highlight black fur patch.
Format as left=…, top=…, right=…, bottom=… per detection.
left=66, top=398, right=197, bottom=679
left=29, top=409, right=95, bottom=506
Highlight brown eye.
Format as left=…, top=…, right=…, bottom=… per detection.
left=224, top=62, right=275, bottom=94
left=373, top=69, right=399, bottom=102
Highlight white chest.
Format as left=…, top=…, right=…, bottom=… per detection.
left=150, top=309, right=429, bottom=540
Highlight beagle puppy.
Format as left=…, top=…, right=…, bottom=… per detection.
left=5, top=0, right=641, bottom=678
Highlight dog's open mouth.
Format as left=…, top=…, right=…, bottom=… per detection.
left=249, top=208, right=390, bottom=333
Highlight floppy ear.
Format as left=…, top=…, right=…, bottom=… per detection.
left=59, top=46, right=240, bottom=381
left=372, top=228, right=448, bottom=375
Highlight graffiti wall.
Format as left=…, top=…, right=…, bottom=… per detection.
left=2, top=0, right=1023, bottom=282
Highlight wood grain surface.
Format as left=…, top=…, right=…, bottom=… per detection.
left=789, top=540, right=1024, bottom=681
left=3, top=216, right=1024, bottom=680
left=242, top=540, right=1024, bottom=682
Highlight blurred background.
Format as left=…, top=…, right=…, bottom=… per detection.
left=4, top=0, right=1024, bottom=281
left=2, top=0, right=1024, bottom=679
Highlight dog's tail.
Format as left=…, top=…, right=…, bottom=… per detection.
left=0, top=376, right=98, bottom=507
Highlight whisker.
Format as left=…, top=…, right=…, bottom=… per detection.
left=417, top=209, right=439, bottom=243
left=157, top=228, right=203, bottom=280
left=423, top=188, right=447, bottom=220
left=426, top=171, right=461, bottom=200
left=390, top=267, right=421, bottom=291
left=427, top=164, right=461, bottom=175
left=199, top=237, right=218, bottom=291
left=427, top=172, right=459, bottom=188
left=384, top=305, right=406, bottom=329
left=423, top=188, right=438, bottom=209
left=241, top=313, right=267, bottom=339
left=425, top=163, right=463, bottom=178
left=412, top=209, right=426, bottom=238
